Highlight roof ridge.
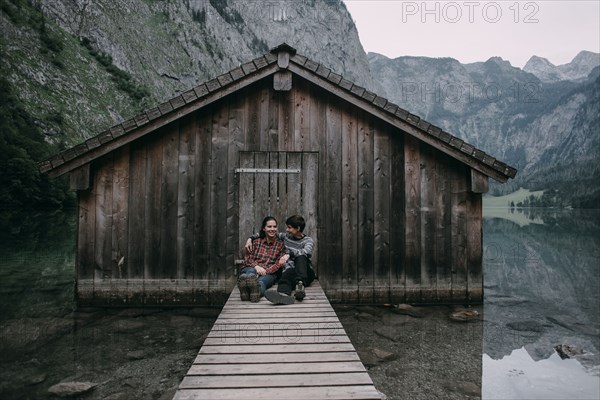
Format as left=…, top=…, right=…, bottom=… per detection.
left=40, top=43, right=516, bottom=180
left=39, top=52, right=278, bottom=173
left=286, top=51, right=516, bottom=179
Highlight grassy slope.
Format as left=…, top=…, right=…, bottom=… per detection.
left=483, top=187, right=545, bottom=208
left=483, top=188, right=546, bottom=227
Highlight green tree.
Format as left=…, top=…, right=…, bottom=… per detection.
left=0, top=73, right=73, bottom=210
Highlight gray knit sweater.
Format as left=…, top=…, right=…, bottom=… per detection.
left=250, top=232, right=314, bottom=270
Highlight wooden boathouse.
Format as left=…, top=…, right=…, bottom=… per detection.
left=41, top=43, right=516, bottom=306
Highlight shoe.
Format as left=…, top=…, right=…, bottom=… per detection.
left=264, top=289, right=295, bottom=305
left=247, top=276, right=260, bottom=303
left=294, top=281, right=305, bottom=301
left=237, top=274, right=250, bottom=301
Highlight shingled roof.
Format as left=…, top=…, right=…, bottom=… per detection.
left=40, top=43, right=517, bottom=182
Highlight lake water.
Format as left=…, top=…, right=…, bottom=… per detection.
left=0, top=210, right=219, bottom=399
left=0, top=208, right=598, bottom=399
left=482, top=207, right=600, bottom=399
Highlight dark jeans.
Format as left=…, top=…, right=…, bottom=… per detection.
left=276, top=255, right=315, bottom=295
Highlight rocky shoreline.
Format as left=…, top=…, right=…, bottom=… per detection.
left=4, top=300, right=598, bottom=400
left=1, top=303, right=482, bottom=400
left=336, top=304, right=483, bottom=400
left=0, top=306, right=482, bottom=400
left=0, top=306, right=219, bottom=400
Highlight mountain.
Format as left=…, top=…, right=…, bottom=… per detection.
left=0, top=0, right=375, bottom=208
left=368, top=52, right=600, bottom=207
left=0, top=0, right=374, bottom=148
left=524, top=51, right=600, bottom=82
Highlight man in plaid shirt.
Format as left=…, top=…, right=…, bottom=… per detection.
left=238, top=216, right=287, bottom=302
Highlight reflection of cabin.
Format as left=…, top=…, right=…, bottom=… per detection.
left=41, top=43, right=516, bottom=306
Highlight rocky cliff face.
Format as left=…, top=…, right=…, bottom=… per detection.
left=523, top=51, right=600, bottom=82
left=1, top=0, right=374, bottom=147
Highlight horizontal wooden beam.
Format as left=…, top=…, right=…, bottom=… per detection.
left=235, top=168, right=300, bottom=174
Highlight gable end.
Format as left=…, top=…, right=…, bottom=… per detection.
left=40, top=44, right=517, bottom=183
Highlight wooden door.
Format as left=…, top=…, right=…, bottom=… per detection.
left=237, top=151, right=319, bottom=271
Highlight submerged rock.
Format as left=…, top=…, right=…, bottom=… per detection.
left=126, top=350, right=146, bottom=360
left=169, top=315, right=195, bottom=327
left=103, top=392, right=129, bottom=400
left=391, top=304, right=425, bottom=318
left=449, top=308, right=480, bottom=322
left=506, top=320, right=546, bottom=332
left=24, top=373, right=47, bottom=386
left=443, top=380, right=481, bottom=397
left=0, top=318, right=73, bottom=354
left=111, top=319, right=145, bottom=332
left=357, top=347, right=397, bottom=367
left=381, top=312, right=413, bottom=326
left=355, top=312, right=379, bottom=322
left=374, top=326, right=402, bottom=342
left=554, top=344, right=587, bottom=359
left=48, top=381, right=97, bottom=397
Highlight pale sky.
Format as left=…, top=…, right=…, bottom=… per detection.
left=343, top=0, right=600, bottom=68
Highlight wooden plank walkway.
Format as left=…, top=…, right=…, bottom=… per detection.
left=173, top=281, right=382, bottom=400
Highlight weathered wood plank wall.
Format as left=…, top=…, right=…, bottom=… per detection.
left=76, top=76, right=483, bottom=305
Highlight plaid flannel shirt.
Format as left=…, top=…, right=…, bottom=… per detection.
left=242, top=237, right=286, bottom=274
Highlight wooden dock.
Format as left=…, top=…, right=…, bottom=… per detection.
left=173, top=281, right=382, bottom=399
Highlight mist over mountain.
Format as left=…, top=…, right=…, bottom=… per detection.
left=1, top=0, right=598, bottom=208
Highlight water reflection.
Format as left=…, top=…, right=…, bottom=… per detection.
left=0, top=210, right=218, bottom=399
left=483, top=347, right=600, bottom=399
left=0, top=210, right=77, bottom=320
left=482, top=207, right=600, bottom=399
left=2, top=208, right=599, bottom=399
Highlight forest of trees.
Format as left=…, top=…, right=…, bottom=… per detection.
left=0, top=72, right=74, bottom=211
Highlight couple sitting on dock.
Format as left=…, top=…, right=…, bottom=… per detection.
left=237, top=214, right=315, bottom=305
